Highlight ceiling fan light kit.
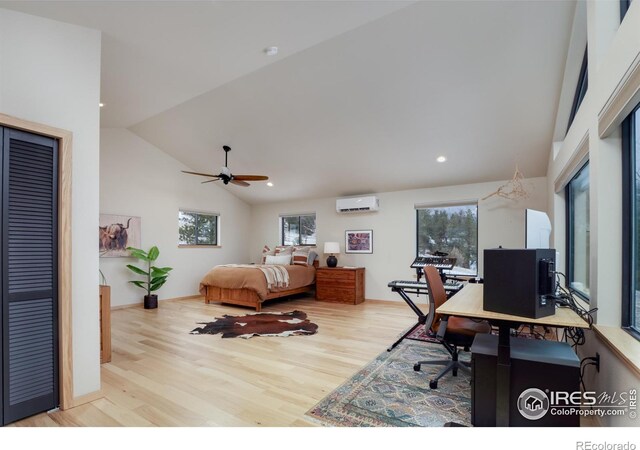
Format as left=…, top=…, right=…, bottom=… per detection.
left=182, top=146, right=269, bottom=188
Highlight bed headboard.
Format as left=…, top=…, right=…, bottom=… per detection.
left=313, top=259, right=320, bottom=268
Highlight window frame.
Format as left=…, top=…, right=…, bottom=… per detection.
left=620, top=0, right=632, bottom=22
left=178, top=210, right=220, bottom=247
left=279, top=213, right=316, bottom=246
left=565, top=162, right=590, bottom=302
left=567, top=47, right=588, bottom=133
left=622, top=104, right=640, bottom=340
left=415, top=202, right=479, bottom=276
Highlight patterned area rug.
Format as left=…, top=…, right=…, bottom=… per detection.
left=406, top=325, right=440, bottom=343
left=306, top=341, right=471, bottom=427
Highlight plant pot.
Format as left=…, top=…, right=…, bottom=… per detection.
left=144, top=294, right=158, bottom=309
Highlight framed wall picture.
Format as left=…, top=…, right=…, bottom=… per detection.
left=345, top=229, right=373, bottom=254
left=99, top=214, right=141, bottom=257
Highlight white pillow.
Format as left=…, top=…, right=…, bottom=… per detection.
left=307, top=250, right=318, bottom=265
left=264, top=254, right=292, bottom=265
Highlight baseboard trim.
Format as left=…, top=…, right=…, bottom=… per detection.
left=69, top=389, right=104, bottom=409
left=364, top=298, right=404, bottom=305
left=111, top=294, right=203, bottom=310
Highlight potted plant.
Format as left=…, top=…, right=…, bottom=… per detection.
left=126, top=246, right=172, bottom=309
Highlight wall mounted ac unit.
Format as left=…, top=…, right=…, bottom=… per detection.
left=336, top=195, right=379, bottom=213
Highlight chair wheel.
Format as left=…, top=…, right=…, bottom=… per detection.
left=429, top=380, right=438, bottom=389
left=413, top=364, right=421, bottom=371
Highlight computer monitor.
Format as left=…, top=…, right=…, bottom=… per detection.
left=525, top=209, right=551, bottom=249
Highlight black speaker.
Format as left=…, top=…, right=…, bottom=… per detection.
left=483, top=248, right=556, bottom=319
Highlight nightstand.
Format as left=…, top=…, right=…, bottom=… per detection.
left=316, top=267, right=365, bottom=304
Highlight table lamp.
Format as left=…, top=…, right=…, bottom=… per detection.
left=323, top=242, right=340, bottom=268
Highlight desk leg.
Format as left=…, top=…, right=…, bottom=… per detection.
left=496, top=323, right=511, bottom=427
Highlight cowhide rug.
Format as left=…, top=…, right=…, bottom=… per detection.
left=190, top=310, right=318, bottom=339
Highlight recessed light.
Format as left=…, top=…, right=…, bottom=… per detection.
left=267, top=182, right=274, bottom=187
left=436, top=156, right=447, bottom=163
left=265, top=46, right=278, bottom=56
left=99, top=103, right=104, bottom=108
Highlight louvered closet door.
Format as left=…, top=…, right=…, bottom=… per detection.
left=1, top=127, right=58, bottom=425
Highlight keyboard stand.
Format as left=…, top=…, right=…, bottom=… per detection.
left=387, top=286, right=429, bottom=351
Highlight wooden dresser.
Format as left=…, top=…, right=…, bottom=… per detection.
left=316, top=267, right=365, bottom=304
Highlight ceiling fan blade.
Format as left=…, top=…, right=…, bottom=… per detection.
left=182, top=170, right=220, bottom=178
left=232, top=175, right=269, bottom=181
left=230, top=179, right=250, bottom=187
left=201, top=179, right=220, bottom=184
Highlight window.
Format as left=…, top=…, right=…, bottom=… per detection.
left=622, top=104, right=640, bottom=338
left=416, top=203, right=478, bottom=275
left=178, top=210, right=219, bottom=246
left=567, top=47, right=588, bottom=133
left=621, top=0, right=634, bottom=22
left=280, top=214, right=316, bottom=246
left=566, top=163, right=590, bottom=299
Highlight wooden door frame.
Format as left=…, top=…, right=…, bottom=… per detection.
left=0, top=113, right=73, bottom=411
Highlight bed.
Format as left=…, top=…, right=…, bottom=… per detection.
left=199, top=260, right=319, bottom=311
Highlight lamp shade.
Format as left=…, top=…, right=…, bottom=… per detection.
left=324, top=242, right=340, bottom=254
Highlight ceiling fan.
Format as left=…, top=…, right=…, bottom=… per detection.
left=182, top=145, right=269, bottom=187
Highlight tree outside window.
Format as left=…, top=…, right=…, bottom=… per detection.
left=281, top=214, right=316, bottom=246
left=416, top=204, right=478, bottom=275
left=179, top=211, right=218, bottom=246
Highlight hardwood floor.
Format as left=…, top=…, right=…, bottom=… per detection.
left=12, top=294, right=416, bottom=427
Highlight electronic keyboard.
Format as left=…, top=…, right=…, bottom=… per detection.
left=410, top=256, right=457, bottom=271
left=388, top=279, right=463, bottom=292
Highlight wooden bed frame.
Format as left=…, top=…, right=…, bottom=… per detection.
left=203, top=260, right=319, bottom=311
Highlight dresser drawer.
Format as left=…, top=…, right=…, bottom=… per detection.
left=316, top=269, right=356, bottom=281
left=316, top=286, right=356, bottom=303
left=316, top=278, right=357, bottom=289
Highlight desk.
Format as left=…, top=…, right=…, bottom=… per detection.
left=436, top=284, right=589, bottom=426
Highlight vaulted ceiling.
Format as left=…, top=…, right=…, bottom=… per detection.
left=0, top=1, right=576, bottom=204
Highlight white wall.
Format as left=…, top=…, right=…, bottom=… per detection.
left=99, top=128, right=251, bottom=307
left=0, top=9, right=102, bottom=396
left=547, top=0, right=640, bottom=426
left=250, top=177, right=547, bottom=301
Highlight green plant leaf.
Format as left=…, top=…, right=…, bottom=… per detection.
left=150, top=273, right=167, bottom=282
left=149, top=278, right=167, bottom=292
left=151, top=266, right=173, bottom=273
left=148, top=246, right=160, bottom=261
left=150, top=275, right=168, bottom=285
left=128, top=280, right=148, bottom=290
left=128, top=248, right=150, bottom=261
left=151, top=269, right=173, bottom=279
left=126, top=264, right=149, bottom=276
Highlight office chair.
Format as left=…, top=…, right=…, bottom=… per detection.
left=413, top=266, right=491, bottom=389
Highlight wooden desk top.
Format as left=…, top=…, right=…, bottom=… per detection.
left=436, top=284, right=589, bottom=329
